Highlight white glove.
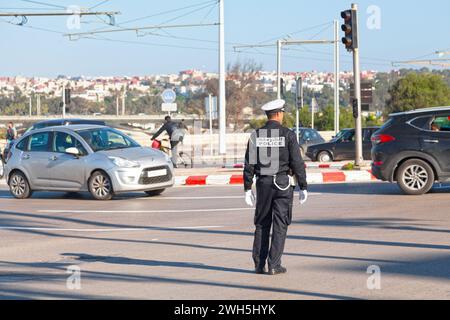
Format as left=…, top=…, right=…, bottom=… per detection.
left=245, top=190, right=255, bottom=207
left=299, top=190, right=308, bottom=205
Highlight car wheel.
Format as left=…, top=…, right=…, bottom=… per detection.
left=317, top=151, right=332, bottom=163
left=9, top=171, right=32, bottom=199
left=397, top=159, right=434, bottom=195
left=145, top=189, right=165, bottom=197
left=89, top=171, right=114, bottom=200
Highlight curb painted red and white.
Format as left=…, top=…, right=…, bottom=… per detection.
left=0, top=171, right=377, bottom=188
left=223, top=163, right=348, bottom=170
left=175, top=170, right=377, bottom=186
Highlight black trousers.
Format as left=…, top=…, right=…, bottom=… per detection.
left=252, top=175, right=294, bottom=269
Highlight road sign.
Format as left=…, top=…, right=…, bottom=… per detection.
left=161, top=89, right=177, bottom=104
left=350, top=82, right=373, bottom=105
left=162, top=103, right=177, bottom=112
left=205, top=96, right=218, bottom=120
left=310, top=97, right=319, bottom=113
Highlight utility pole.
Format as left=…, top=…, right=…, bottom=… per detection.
left=121, top=88, right=126, bottom=116
left=341, top=4, right=363, bottom=167
left=36, top=94, right=41, bottom=116
left=1, top=10, right=119, bottom=118
left=62, top=84, right=66, bottom=118
left=295, top=77, right=303, bottom=142
left=218, top=0, right=226, bottom=155
left=351, top=4, right=363, bottom=167
left=116, top=94, right=120, bottom=116
left=277, top=40, right=282, bottom=99
left=234, top=37, right=337, bottom=111
left=208, top=94, right=214, bottom=156
left=334, top=20, right=340, bottom=134
left=28, top=96, right=32, bottom=116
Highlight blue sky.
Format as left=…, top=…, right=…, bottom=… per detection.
left=0, top=0, right=449, bottom=76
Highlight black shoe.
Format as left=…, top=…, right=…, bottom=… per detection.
left=268, top=266, right=287, bottom=275
left=255, top=267, right=267, bottom=275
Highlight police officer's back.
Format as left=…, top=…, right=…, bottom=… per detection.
left=244, top=99, right=308, bottom=275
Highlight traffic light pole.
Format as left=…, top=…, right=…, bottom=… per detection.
left=218, top=0, right=227, bottom=155
left=295, top=77, right=303, bottom=143
left=277, top=40, right=282, bottom=100
left=351, top=3, right=363, bottom=167
left=62, top=84, right=66, bottom=118
left=334, top=20, right=340, bottom=135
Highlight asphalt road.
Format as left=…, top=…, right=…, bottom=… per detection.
left=0, top=182, right=449, bottom=300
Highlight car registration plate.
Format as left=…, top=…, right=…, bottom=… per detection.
left=146, top=169, right=167, bottom=178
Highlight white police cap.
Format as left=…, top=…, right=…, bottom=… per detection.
left=261, top=99, right=286, bottom=112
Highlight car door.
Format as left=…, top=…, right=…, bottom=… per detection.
left=334, top=130, right=355, bottom=160
left=421, top=114, right=450, bottom=175
left=20, top=131, right=53, bottom=188
left=48, top=131, right=88, bottom=190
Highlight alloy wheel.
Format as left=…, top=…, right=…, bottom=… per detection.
left=91, top=174, right=111, bottom=198
left=402, top=164, right=429, bottom=191
left=10, top=174, right=26, bottom=197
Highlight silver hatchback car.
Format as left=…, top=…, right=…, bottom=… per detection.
left=4, top=125, right=174, bottom=200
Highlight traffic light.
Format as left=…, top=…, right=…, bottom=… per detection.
left=64, top=88, right=71, bottom=105
left=341, top=9, right=358, bottom=51
left=280, top=78, right=286, bottom=99
left=352, top=98, right=359, bottom=119
left=295, top=77, right=303, bottom=109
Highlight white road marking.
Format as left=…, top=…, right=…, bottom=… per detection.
left=38, top=208, right=254, bottom=214
left=0, top=226, right=224, bottom=232
left=116, top=196, right=245, bottom=200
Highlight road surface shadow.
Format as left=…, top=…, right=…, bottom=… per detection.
left=309, top=182, right=450, bottom=195
left=292, top=218, right=450, bottom=234
left=0, top=260, right=360, bottom=300
left=318, top=253, right=450, bottom=282
left=0, top=189, right=160, bottom=201
left=3, top=209, right=450, bottom=252
left=61, top=253, right=255, bottom=275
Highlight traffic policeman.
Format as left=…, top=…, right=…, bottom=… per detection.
left=244, top=99, right=308, bottom=275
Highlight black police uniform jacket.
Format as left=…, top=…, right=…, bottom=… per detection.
left=243, top=120, right=307, bottom=191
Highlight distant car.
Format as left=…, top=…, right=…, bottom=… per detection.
left=25, top=119, right=106, bottom=133
left=291, top=128, right=325, bottom=158
left=372, top=106, right=450, bottom=195
left=306, top=127, right=380, bottom=162
left=5, top=125, right=174, bottom=200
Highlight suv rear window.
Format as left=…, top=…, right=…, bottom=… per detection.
left=410, top=116, right=432, bottom=130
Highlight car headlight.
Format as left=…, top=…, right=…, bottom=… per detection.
left=109, top=156, right=140, bottom=168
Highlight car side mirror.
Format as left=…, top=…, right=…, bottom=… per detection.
left=65, top=147, right=80, bottom=157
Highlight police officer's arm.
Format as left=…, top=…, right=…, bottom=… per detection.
left=288, top=132, right=308, bottom=190
left=243, top=139, right=255, bottom=192
left=151, top=123, right=167, bottom=140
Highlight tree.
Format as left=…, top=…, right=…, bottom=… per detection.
left=386, top=73, right=450, bottom=113
left=205, top=59, right=268, bottom=129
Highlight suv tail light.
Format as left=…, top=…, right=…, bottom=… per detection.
left=371, top=134, right=395, bottom=145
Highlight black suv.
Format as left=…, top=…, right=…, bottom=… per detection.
left=371, top=107, right=450, bottom=195
left=306, top=127, right=379, bottom=162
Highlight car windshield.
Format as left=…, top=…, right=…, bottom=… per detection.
left=78, top=128, right=140, bottom=152
left=332, top=130, right=350, bottom=142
